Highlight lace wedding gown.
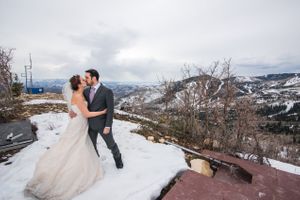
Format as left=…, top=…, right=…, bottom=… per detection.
left=25, top=104, right=103, bottom=200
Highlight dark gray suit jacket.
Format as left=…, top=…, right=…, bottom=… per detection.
left=83, top=84, right=114, bottom=131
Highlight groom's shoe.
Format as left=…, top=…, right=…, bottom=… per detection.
left=114, top=154, right=123, bottom=169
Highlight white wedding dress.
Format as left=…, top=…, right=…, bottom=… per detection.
left=25, top=104, right=103, bottom=200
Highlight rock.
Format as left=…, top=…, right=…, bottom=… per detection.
left=190, top=159, right=213, bottom=177
left=203, top=138, right=211, bottom=145
left=159, top=138, right=165, bottom=143
left=165, top=135, right=171, bottom=139
left=147, top=136, right=155, bottom=142
left=193, top=145, right=200, bottom=150
left=185, top=154, right=193, bottom=159
left=212, top=140, right=220, bottom=148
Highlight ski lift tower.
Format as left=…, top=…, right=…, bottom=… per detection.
left=21, top=54, right=32, bottom=93
left=21, top=54, right=44, bottom=94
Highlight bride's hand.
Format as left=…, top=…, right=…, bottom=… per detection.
left=100, top=108, right=107, bottom=115
left=69, top=110, right=77, bottom=118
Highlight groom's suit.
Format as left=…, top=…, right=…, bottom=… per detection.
left=83, top=83, right=121, bottom=159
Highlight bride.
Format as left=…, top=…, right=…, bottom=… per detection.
left=25, top=75, right=105, bottom=200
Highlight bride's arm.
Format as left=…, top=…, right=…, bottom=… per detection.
left=75, top=95, right=107, bottom=118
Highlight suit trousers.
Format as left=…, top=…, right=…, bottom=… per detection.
left=88, top=125, right=121, bottom=159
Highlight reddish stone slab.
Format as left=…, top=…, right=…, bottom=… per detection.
left=163, top=150, right=300, bottom=200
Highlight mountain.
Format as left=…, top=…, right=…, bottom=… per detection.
left=23, top=73, right=300, bottom=116
left=20, top=73, right=300, bottom=137
left=117, top=73, right=300, bottom=126
left=25, top=79, right=67, bottom=93
left=118, top=73, right=300, bottom=103
left=23, top=79, right=158, bottom=99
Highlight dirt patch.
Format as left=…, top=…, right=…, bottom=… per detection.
left=1, top=93, right=68, bottom=123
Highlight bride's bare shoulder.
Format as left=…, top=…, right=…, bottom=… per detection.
left=71, top=93, right=84, bottom=104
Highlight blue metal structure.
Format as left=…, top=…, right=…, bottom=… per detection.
left=27, top=87, right=44, bottom=94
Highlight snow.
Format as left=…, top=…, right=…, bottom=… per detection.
left=116, top=86, right=163, bottom=107
left=235, top=76, right=260, bottom=83
left=114, top=109, right=157, bottom=123
left=243, top=84, right=253, bottom=94
left=262, top=89, right=281, bottom=94
left=270, top=100, right=298, bottom=113
left=239, top=153, right=300, bottom=175
left=267, top=158, right=300, bottom=175
left=279, top=147, right=288, bottom=158
left=284, top=101, right=296, bottom=112
left=269, top=100, right=300, bottom=117
left=284, top=75, right=300, bottom=86
left=213, top=80, right=224, bottom=96
left=143, top=89, right=163, bottom=103
left=0, top=107, right=13, bottom=111
left=256, top=99, right=267, bottom=104
left=205, top=80, right=209, bottom=90
left=269, top=81, right=280, bottom=87
left=0, top=113, right=187, bottom=200
left=23, top=99, right=67, bottom=105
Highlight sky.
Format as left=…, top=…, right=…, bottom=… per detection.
left=0, top=0, right=299, bottom=82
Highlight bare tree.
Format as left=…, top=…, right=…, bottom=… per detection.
left=136, top=92, right=146, bottom=115
left=195, top=61, right=223, bottom=146
left=179, top=66, right=202, bottom=138
left=0, top=47, right=14, bottom=101
left=159, top=77, right=175, bottom=111
left=0, top=47, right=18, bottom=122
left=217, top=59, right=235, bottom=150
left=11, top=74, right=24, bottom=97
left=156, top=58, right=283, bottom=165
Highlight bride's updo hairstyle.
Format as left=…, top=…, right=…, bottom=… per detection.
left=69, top=75, right=81, bottom=91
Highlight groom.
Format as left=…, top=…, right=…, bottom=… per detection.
left=70, top=69, right=123, bottom=169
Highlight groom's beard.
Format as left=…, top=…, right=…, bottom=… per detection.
left=90, top=80, right=97, bottom=86
left=87, top=80, right=93, bottom=86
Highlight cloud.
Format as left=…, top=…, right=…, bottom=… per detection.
left=1, top=0, right=300, bottom=81
left=234, top=55, right=300, bottom=76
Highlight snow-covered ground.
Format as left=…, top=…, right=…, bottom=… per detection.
left=268, top=158, right=300, bottom=175
left=262, top=89, right=281, bottom=94
left=23, top=99, right=67, bottom=105
left=243, top=84, right=253, bottom=94
left=268, top=100, right=300, bottom=117
left=116, top=85, right=163, bottom=108
left=284, top=75, right=300, bottom=86
left=262, top=87, right=300, bottom=95
left=235, top=76, right=260, bottom=83
left=240, top=154, right=300, bottom=175
left=0, top=113, right=187, bottom=200
left=114, top=109, right=157, bottom=124
left=213, top=80, right=224, bottom=96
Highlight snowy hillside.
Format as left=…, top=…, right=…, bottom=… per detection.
left=118, top=73, right=300, bottom=111
left=116, top=85, right=163, bottom=109
left=25, top=73, right=300, bottom=110
left=234, top=76, right=261, bottom=83
left=0, top=113, right=187, bottom=200
left=284, top=74, right=300, bottom=86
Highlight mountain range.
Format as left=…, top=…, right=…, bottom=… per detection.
left=21, top=73, right=300, bottom=136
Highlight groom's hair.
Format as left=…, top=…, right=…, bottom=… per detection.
left=85, top=69, right=99, bottom=81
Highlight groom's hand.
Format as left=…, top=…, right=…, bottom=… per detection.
left=103, top=127, right=110, bottom=135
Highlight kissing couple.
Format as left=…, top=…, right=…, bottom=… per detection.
left=25, top=69, right=123, bottom=200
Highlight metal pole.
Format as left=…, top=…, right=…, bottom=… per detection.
left=29, top=53, right=33, bottom=88
left=24, top=65, right=28, bottom=92
left=164, top=140, right=232, bottom=168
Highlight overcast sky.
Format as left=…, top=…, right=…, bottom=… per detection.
left=1, top=0, right=299, bottom=82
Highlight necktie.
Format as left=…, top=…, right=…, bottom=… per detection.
left=89, top=87, right=96, bottom=103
